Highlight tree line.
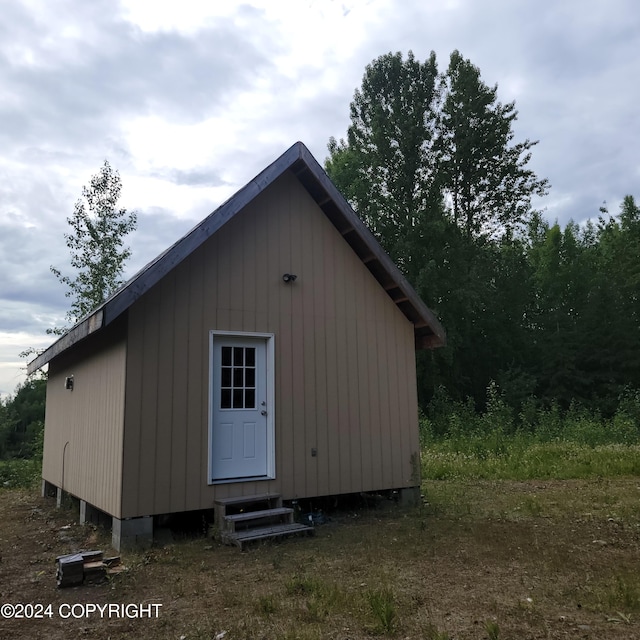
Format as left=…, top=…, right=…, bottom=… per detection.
left=3, top=50, right=638, bottom=463
left=326, top=50, right=639, bottom=419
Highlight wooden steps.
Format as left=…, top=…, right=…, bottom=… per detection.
left=225, top=523, right=315, bottom=548
left=224, top=507, right=295, bottom=530
left=214, top=494, right=314, bottom=549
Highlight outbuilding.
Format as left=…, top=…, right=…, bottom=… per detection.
left=28, top=142, right=445, bottom=549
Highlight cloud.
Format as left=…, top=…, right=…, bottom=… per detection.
left=0, top=0, right=281, bottom=173
left=1, top=0, right=639, bottom=397
left=163, top=168, right=227, bottom=188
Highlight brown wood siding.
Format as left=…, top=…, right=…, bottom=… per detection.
left=122, top=171, right=420, bottom=518
left=42, top=334, right=126, bottom=518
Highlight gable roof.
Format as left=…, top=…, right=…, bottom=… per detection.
left=28, top=142, right=445, bottom=374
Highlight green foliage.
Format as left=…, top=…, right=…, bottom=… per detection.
left=525, top=200, right=640, bottom=411
left=50, top=160, right=137, bottom=330
left=327, top=50, right=549, bottom=411
left=424, top=439, right=640, bottom=481
left=0, top=379, right=46, bottom=460
left=0, top=458, right=41, bottom=489
left=328, top=49, right=639, bottom=420
left=421, top=382, right=640, bottom=480
left=437, top=50, right=549, bottom=241
left=326, top=50, right=441, bottom=285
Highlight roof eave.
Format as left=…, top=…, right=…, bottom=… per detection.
left=26, top=309, right=104, bottom=374
left=292, top=145, right=446, bottom=350
left=28, top=141, right=445, bottom=371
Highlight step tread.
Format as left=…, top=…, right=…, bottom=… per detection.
left=221, top=522, right=314, bottom=548
left=214, top=493, right=281, bottom=507
left=224, top=507, right=293, bottom=523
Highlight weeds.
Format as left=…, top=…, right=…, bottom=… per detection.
left=285, top=574, right=324, bottom=597
left=284, top=573, right=342, bottom=623
left=3, top=475, right=640, bottom=639
left=484, top=619, right=501, bottom=640
left=423, top=440, right=640, bottom=481
left=0, top=458, right=41, bottom=488
left=422, top=623, right=451, bottom=640
left=256, top=594, right=279, bottom=616
left=419, top=386, right=640, bottom=481
left=519, top=495, right=542, bottom=517
left=367, top=587, right=397, bottom=634
left=607, top=574, right=640, bottom=612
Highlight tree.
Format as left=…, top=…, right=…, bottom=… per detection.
left=526, top=220, right=590, bottom=406
left=436, top=50, right=549, bottom=241
left=0, top=379, right=46, bottom=459
left=327, top=50, right=549, bottom=409
left=522, top=197, right=640, bottom=415
left=50, top=160, right=137, bottom=330
left=326, top=50, right=441, bottom=283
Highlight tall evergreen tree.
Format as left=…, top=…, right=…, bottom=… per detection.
left=527, top=220, right=590, bottom=406
left=524, top=198, right=640, bottom=414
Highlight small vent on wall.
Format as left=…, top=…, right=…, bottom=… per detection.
left=64, top=376, right=74, bottom=391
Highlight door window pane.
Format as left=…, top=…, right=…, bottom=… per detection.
left=220, top=346, right=258, bottom=410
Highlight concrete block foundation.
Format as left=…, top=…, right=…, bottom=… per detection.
left=112, top=516, right=153, bottom=551
left=43, top=481, right=154, bottom=551
left=399, top=486, right=420, bottom=507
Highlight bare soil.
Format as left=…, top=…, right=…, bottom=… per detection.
left=1, top=478, right=640, bottom=639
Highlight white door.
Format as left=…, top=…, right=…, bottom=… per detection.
left=210, top=336, right=270, bottom=481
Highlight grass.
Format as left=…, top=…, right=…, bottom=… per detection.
left=423, top=438, right=640, bottom=480
left=606, top=574, right=640, bottom=612
left=483, top=619, right=501, bottom=640
left=367, top=587, right=397, bottom=634
left=4, top=473, right=640, bottom=639
left=3, top=423, right=640, bottom=638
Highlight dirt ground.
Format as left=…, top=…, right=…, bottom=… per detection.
left=1, top=478, right=639, bottom=639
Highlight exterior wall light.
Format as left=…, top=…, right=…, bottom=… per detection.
left=282, top=273, right=297, bottom=283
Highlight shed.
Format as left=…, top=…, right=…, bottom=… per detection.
left=28, top=142, right=445, bottom=549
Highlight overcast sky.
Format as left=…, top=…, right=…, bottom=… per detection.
left=1, top=0, right=638, bottom=397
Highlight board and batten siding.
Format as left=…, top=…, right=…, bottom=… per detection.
left=43, top=333, right=127, bottom=518
left=121, top=170, right=419, bottom=518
